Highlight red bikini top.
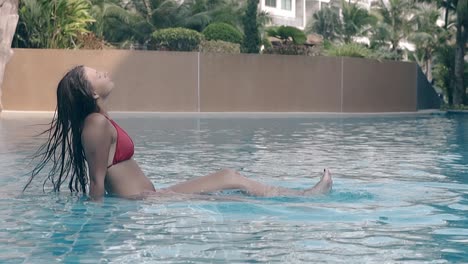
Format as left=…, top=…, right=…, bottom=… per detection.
left=104, top=115, right=134, bottom=168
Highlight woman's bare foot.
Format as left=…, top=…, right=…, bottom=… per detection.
left=302, top=169, right=333, bottom=195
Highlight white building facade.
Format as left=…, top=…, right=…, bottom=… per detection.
left=259, top=0, right=375, bottom=29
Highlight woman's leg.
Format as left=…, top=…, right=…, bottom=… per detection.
left=164, top=168, right=332, bottom=197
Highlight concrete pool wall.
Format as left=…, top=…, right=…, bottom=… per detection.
left=2, top=48, right=440, bottom=112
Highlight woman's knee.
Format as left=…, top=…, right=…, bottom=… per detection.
left=219, top=168, right=238, bottom=176
left=218, top=168, right=244, bottom=187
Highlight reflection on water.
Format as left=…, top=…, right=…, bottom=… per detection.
left=0, top=113, right=467, bottom=263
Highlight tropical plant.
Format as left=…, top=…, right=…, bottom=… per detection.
left=14, top=0, right=95, bottom=49
left=409, top=3, right=447, bottom=81
left=326, top=43, right=373, bottom=58
left=341, top=0, right=377, bottom=43
left=13, top=0, right=49, bottom=48
left=242, top=0, right=261, bottom=53
left=202, top=22, right=244, bottom=44
left=89, top=0, right=131, bottom=38
left=418, top=0, right=467, bottom=105
left=151, top=27, right=204, bottom=51
left=125, top=0, right=181, bottom=29
left=307, top=7, right=342, bottom=42
left=371, top=0, right=416, bottom=52
left=417, top=0, right=457, bottom=29
left=266, top=26, right=306, bottom=45
left=433, top=44, right=456, bottom=104
left=453, top=0, right=467, bottom=104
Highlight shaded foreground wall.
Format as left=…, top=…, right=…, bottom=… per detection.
left=2, top=49, right=440, bottom=112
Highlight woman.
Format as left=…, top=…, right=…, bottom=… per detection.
left=25, top=65, right=332, bottom=201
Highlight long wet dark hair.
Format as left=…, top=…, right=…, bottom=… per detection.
left=24, top=65, right=101, bottom=193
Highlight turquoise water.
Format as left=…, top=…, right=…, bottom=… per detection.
left=0, top=113, right=467, bottom=263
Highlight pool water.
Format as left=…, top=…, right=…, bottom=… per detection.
left=0, top=113, right=467, bottom=263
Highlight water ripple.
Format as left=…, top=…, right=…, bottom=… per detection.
left=0, top=114, right=467, bottom=263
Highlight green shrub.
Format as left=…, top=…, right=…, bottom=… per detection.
left=369, top=47, right=401, bottom=60
left=263, top=43, right=310, bottom=55
left=151, top=28, right=204, bottom=51
left=441, top=104, right=468, bottom=110
left=266, top=26, right=307, bottom=45
left=200, top=40, right=241, bottom=54
left=202, top=23, right=244, bottom=44
left=326, top=43, right=372, bottom=58
left=261, top=37, right=272, bottom=49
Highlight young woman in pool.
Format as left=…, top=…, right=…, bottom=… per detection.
left=25, top=65, right=332, bottom=201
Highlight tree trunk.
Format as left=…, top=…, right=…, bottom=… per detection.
left=0, top=0, right=19, bottom=112
left=453, top=22, right=466, bottom=105
left=444, top=5, right=449, bottom=30
left=427, top=56, right=433, bottom=83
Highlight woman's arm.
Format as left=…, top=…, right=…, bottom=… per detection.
left=81, top=114, right=112, bottom=201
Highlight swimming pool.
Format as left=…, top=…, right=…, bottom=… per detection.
left=0, top=112, right=467, bottom=263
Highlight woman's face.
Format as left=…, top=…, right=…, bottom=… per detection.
left=84, top=67, right=114, bottom=99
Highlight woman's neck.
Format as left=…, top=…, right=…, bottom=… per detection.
left=96, top=97, right=109, bottom=116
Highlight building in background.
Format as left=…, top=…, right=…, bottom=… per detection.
left=259, top=0, right=375, bottom=29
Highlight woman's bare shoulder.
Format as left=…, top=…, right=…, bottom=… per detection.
left=82, top=113, right=110, bottom=137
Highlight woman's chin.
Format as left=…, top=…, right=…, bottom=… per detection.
left=106, top=84, right=115, bottom=95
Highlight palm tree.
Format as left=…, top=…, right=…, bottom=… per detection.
left=433, top=44, right=456, bottom=104
left=371, top=0, right=416, bottom=52
left=417, top=0, right=457, bottom=29
left=341, top=0, right=376, bottom=43
left=89, top=0, right=133, bottom=38
left=307, top=7, right=342, bottom=42
left=417, top=0, right=466, bottom=105
left=176, top=0, right=252, bottom=32
left=453, top=0, right=467, bottom=105
left=409, top=3, right=447, bottom=81
left=122, top=0, right=238, bottom=32
left=123, top=0, right=180, bottom=30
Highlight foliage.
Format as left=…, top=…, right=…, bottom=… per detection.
left=371, top=0, right=416, bottom=52
left=453, top=0, right=468, bottom=104
left=307, top=7, right=342, bottom=42
left=341, top=0, right=377, bottom=43
left=89, top=0, right=130, bottom=38
left=369, top=47, right=401, bottom=60
left=261, top=37, right=273, bottom=50
left=418, top=0, right=467, bottom=105
left=125, top=0, right=181, bottom=29
left=441, top=104, right=468, bottom=110
left=325, top=43, right=373, bottom=58
left=242, top=0, right=261, bottom=53
left=76, top=32, right=110, bottom=49
left=409, top=3, right=447, bottom=80
left=266, top=26, right=306, bottom=45
left=200, top=40, right=241, bottom=54
left=182, top=0, right=248, bottom=31
left=13, top=0, right=95, bottom=49
left=151, top=27, right=204, bottom=51
left=202, top=22, right=244, bottom=44
left=263, top=43, right=322, bottom=56
left=433, top=45, right=456, bottom=104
